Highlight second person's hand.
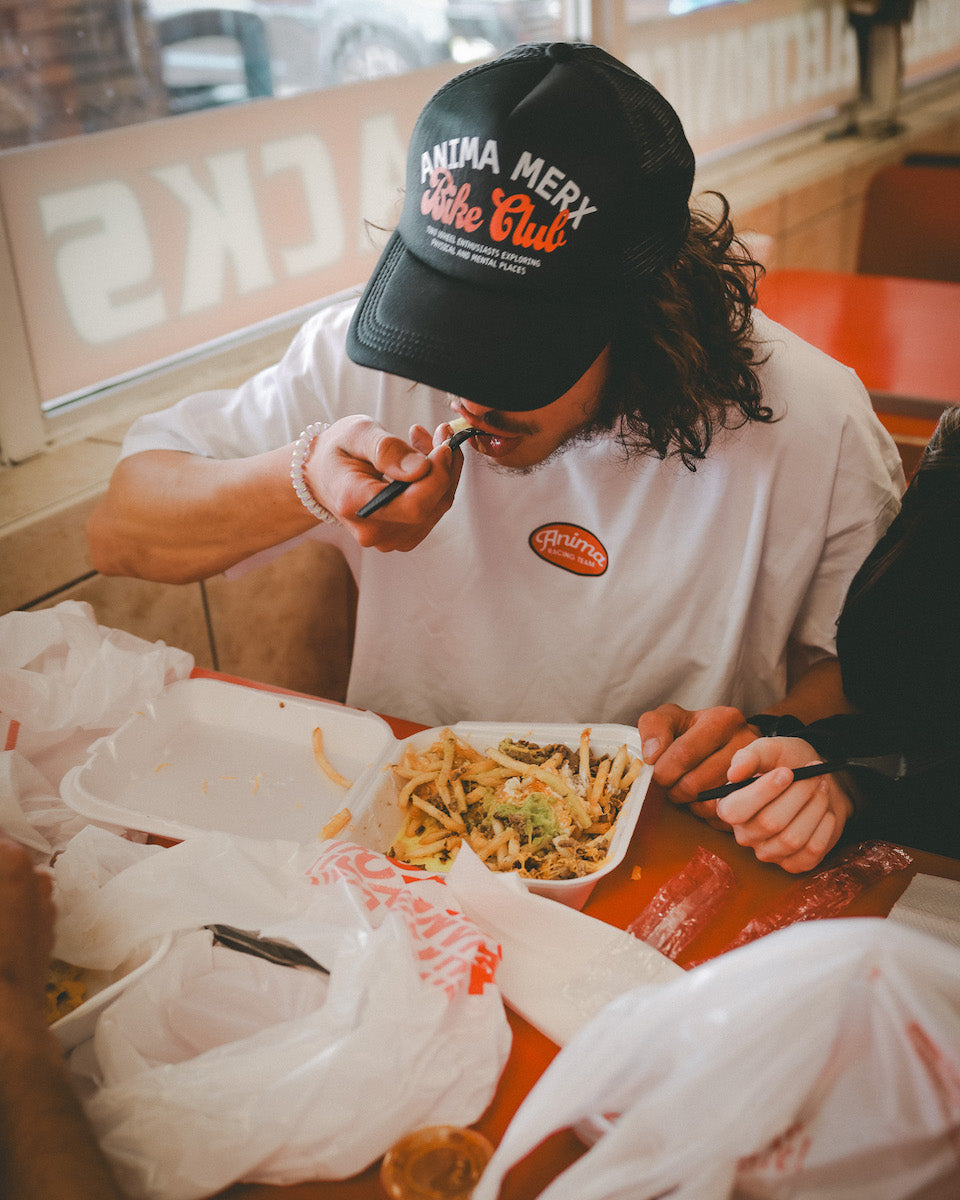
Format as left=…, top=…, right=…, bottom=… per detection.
left=716, top=736, right=854, bottom=872
left=637, top=702, right=759, bottom=825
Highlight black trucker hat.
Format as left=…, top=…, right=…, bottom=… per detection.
left=346, top=42, right=695, bottom=412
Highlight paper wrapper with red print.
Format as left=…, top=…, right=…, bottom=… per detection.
left=55, top=829, right=509, bottom=1200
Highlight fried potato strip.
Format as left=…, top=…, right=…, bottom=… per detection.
left=389, top=730, right=643, bottom=880
left=320, top=807, right=352, bottom=840
left=312, top=727, right=352, bottom=788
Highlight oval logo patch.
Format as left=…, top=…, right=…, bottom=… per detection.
left=529, top=523, right=608, bottom=576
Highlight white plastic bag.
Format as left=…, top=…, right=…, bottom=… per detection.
left=0, top=602, right=193, bottom=857
left=0, top=601, right=193, bottom=738
left=55, top=831, right=510, bottom=1199
left=473, top=918, right=960, bottom=1200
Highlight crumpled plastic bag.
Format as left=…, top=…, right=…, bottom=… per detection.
left=0, top=751, right=66, bottom=857
left=473, top=918, right=960, bottom=1200
left=0, top=601, right=193, bottom=857
left=53, top=826, right=303, bottom=970
left=54, top=828, right=510, bottom=1199
left=0, top=600, right=193, bottom=737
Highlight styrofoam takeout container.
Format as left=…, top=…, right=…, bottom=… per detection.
left=51, top=933, right=173, bottom=1051
left=370, top=722, right=653, bottom=909
left=60, top=682, right=652, bottom=909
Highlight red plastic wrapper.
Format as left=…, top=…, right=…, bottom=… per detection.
left=721, top=840, right=913, bottom=954
left=627, top=845, right=737, bottom=960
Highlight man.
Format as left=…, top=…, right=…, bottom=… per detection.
left=87, top=43, right=903, bottom=865
left=0, top=836, right=127, bottom=1200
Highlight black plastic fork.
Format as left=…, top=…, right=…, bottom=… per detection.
left=355, top=426, right=482, bottom=518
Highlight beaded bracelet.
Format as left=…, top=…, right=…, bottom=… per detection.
left=290, top=422, right=337, bottom=524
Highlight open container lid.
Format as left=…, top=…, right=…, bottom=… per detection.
left=51, top=933, right=174, bottom=1051
left=59, top=678, right=394, bottom=844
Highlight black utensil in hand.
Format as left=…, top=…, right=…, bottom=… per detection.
left=355, top=425, right=482, bottom=518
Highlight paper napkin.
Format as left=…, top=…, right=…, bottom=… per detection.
left=445, top=845, right=682, bottom=1045
left=888, top=873, right=960, bottom=951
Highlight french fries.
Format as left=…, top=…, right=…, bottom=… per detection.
left=320, top=807, right=352, bottom=840
left=388, top=729, right=642, bottom=880
left=312, top=726, right=352, bottom=788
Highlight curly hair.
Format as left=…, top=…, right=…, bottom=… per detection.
left=597, top=192, right=774, bottom=468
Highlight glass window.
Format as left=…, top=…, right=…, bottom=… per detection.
left=629, top=1, right=747, bottom=16
left=0, top=2, right=571, bottom=149
left=2, top=0, right=957, bottom=461
left=0, top=1, right=574, bottom=460
left=151, top=1, right=455, bottom=108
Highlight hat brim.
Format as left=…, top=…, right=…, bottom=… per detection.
left=346, top=232, right=616, bottom=412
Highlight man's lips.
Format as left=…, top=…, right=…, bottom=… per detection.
left=451, top=411, right=527, bottom=457
left=454, top=425, right=523, bottom=458
left=473, top=431, right=522, bottom=458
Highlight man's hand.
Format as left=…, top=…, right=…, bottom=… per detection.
left=0, top=838, right=129, bottom=1198
left=716, top=737, right=854, bottom=873
left=307, top=416, right=469, bottom=551
left=0, top=837, right=54, bottom=1033
left=637, top=703, right=759, bottom=825
left=637, top=658, right=850, bottom=828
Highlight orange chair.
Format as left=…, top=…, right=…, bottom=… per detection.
left=856, top=162, right=960, bottom=283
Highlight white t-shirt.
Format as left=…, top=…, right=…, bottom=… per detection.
left=122, top=299, right=904, bottom=727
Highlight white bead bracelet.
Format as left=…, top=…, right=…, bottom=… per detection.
left=290, top=422, right=337, bottom=524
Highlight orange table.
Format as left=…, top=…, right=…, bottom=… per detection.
left=757, top=268, right=960, bottom=411
left=757, top=269, right=960, bottom=470
left=195, top=675, right=960, bottom=1200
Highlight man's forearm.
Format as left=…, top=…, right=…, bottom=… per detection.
left=0, top=1029, right=125, bottom=1200
left=86, top=446, right=315, bottom=583
left=764, top=658, right=856, bottom=726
